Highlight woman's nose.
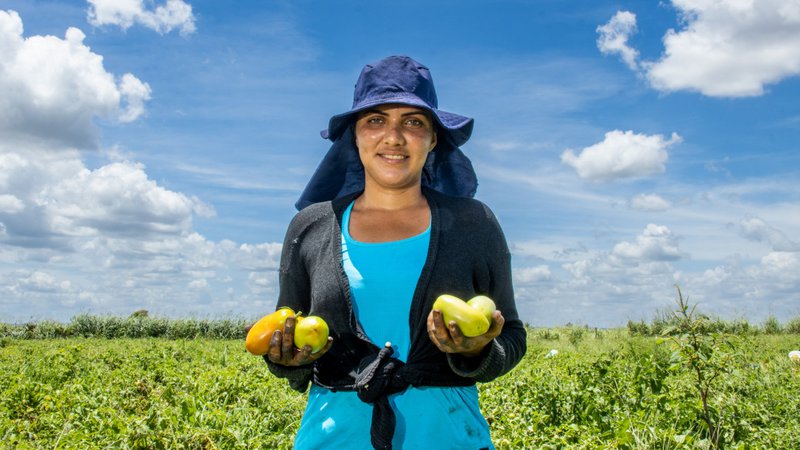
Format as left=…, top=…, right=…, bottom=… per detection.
left=383, top=121, right=406, bottom=145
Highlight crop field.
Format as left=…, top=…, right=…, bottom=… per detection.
left=2, top=319, right=800, bottom=449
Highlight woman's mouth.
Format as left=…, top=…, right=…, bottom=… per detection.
left=379, top=153, right=407, bottom=161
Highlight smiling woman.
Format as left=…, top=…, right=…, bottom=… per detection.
left=256, top=55, right=527, bottom=449
left=350, top=105, right=438, bottom=243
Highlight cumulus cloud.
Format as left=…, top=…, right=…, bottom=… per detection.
left=597, top=10, right=639, bottom=70
left=0, top=194, right=24, bottom=214
left=117, top=74, right=153, bottom=122
left=546, top=248, right=681, bottom=327
left=87, top=0, right=196, bottom=36
left=20, top=271, right=72, bottom=293
left=0, top=149, right=214, bottom=248
left=739, top=217, right=800, bottom=252
left=46, top=160, right=213, bottom=236
left=0, top=11, right=281, bottom=321
left=629, top=193, right=671, bottom=211
left=599, top=2, right=800, bottom=97
left=236, top=242, right=283, bottom=271
left=0, top=11, right=183, bottom=249
left=517, top=227, right=800, bottom=327
left=682, top=251, right=800, bottom=320
left=0, top=10, right=151, bottom=149
left=760, top=251, right=799, bottom=272
left=613, top=224, right=683, bottom=261
left=514, top=265, right=552, bottom=283
left=0, top=228, right=284, bottom=320
left=521, top=223, right=687, bottom=326
left=561, top=130, right=681, bottom=181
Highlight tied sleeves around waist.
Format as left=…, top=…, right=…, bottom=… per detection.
left=355, top=344, right=406, bottom=450
left=315, top=343, right=475, bottom=450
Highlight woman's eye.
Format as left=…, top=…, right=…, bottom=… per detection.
left=366, top=116, right=384, bottom=125
left=405, top=118, right=425, bottom=127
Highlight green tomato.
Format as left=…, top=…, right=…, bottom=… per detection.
left=294, top=315, right=330, bottom=353
left=433, top=294, right=491, bottom=337
left=467, top=295, right=496, bottom=322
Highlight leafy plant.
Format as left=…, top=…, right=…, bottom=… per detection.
left=567, top=326, right=586, bottom=346
left=661, top=285, right=736, bottom=449
left=763, top=315, right=783, bottom=335
left=787, top=317, right=800, bottom=334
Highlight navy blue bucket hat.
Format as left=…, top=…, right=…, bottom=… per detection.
left=321, top=56, right=474, bottom=146
left=296, top=55, right=478, bottom=210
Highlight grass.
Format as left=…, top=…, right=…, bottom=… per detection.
left=1, top=327, right=799, bottom=448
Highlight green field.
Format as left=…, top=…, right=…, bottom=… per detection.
left=2, top=323, right=799, bottom=449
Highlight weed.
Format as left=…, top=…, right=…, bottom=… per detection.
left=661, top=285, right=736, bottom=449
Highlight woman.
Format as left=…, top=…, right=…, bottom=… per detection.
left=264, top=55, right=527, bottom=450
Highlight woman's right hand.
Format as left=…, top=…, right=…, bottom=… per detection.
left=266, top=316, right=333, bottom=366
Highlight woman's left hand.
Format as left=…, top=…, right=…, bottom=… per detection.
left=427, top=309, right=505, bottom=358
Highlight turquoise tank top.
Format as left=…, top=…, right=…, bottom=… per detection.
left=293, top=202, right=494, bottom=449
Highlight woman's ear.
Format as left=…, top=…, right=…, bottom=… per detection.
left=429, top=127, right=438, bottom=152
left=350, top=122, right=358, bottom=147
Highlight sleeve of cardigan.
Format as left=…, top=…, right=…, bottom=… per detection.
left=446, top=204, right=527, bottom=382
left=263, top=210, right=316, bottom=392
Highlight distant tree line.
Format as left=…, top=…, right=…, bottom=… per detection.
left=0, top=312, right=248, bottom=340
left=2, top=310, right=799, bottom=340
left=627, top=312, right=800, bottom=336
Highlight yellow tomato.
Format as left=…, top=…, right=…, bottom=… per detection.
left=245, top=307, right=295, bottom=355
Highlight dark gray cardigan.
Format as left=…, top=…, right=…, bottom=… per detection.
left=266, top=187, right=527, bottom=391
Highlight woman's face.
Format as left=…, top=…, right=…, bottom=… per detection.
left=354, top=104, right=437, bottom=193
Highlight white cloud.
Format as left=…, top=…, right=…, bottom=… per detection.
left=682, top=251, right=800, bottom=320
left=0, top=150, right=217, bottom=252
left=44, top=160, right=213, bottom=237
left=188, top=278, right=208, bottom=290
left=236, top=242, right=283, bottom=271
left=760, top=251, right=799, bottom=272
left=0, top=145, right=282, bottom=319
left=597, top=10, right=639, bottom=70
left=599, top=2, right=800, bottom=97
left=19, top=271, right=71, bottom=293
left=117, top=73, right=153, bottom=122
left=0, top=11, right=281, bottom=321
left=542, top=250, right=681, bottom=326
left=612, top=224, right=683, bottom=261
left=502, top=170, right=800, bottom=327
left=0, top=220, right=284, bottom=319
left=739, top=217, right=800, bottom=252
left=0, top=10, right=151, bottom=149
left=87, top=0, right=196, bottom=36
left=629, top=193, right=671, bottom=211
left=561, top=130, right=681, bottom=181
left=477, top=129, right=799, bottom=327
left=512, top=220, right=799, bottom=327
left=487, top=140, right=525, bottom=153
left=0, top=194, right=24, bottom=214
left=514, top=265, right=552, bottom=283
left=0, top=12, right=182, bottom=248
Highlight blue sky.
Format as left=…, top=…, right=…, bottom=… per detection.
left=1, top=0, right=799, bottom=327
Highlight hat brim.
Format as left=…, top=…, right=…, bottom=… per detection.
left=320, top=95, right=474, bottom=147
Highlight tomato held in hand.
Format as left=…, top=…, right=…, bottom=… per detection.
left=245, top=307, right=295, bottom=355
left=294, top=315, right=330, bottom=354
left=432, top=294, right=496, bottom=337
